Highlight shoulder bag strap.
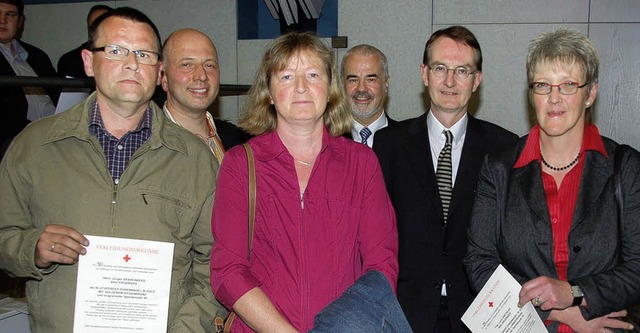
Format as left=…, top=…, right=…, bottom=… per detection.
left=243, top=143, right=256, bottom=259
left=215, top=144, right=256, bottom=333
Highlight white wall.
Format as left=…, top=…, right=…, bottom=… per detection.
left=22, top=0, right=640, bottom=148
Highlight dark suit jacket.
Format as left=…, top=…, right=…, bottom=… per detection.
left=57, top=42, right=89, bottom=79
left=344, top=112, right=398, bottom=142
left=213, top=118, right=252, bottom=150
left=465, top=136, right=640, bottom=332
left=373, top=113, right=518, bottom=333
left=1, top=40, right=59, bottom=146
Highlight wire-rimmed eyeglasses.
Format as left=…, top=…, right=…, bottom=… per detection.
left=91, top=45, right=160, bottom=65
left=427, top=64, right=477, bottom=80
left=529, top=81, right=588, bottom=95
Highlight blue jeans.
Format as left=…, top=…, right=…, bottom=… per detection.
left=308, top=270, right=413, bottom=333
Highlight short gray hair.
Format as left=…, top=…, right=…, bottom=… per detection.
left=526, top=28, right=599, bottom=86
left=341, top=44, right=389, bottom=80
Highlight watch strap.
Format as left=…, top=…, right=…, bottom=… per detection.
left=569, top=281, right=584, bottom=306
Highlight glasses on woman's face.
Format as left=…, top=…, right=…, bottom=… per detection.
left=90, top=45, right=160, bottom=65
left=529, top=81, right=588, bottom=95
left=427, top=64, right=477, bottom=80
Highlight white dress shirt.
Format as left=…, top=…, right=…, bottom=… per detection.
left=426, top=110, right=468, bottom=297
left=0, top=40, right=56, bottom=122
left=351, top=111, right=389, bottom=148
left=427, top=110, right=467, bottom=186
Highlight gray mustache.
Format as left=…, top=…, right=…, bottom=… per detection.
left=352, top=91, right=372, bottom=99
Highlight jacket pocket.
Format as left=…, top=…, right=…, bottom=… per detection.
left=139, top=191, right=193, bottom=210
left=137, top=189, right=196, bottom=234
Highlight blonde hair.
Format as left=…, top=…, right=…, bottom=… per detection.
left=239, top=32, right=351, bottom=136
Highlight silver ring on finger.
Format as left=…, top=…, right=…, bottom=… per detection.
left=51, top=243, right=56, bottom=252
left=534, top=296, right=542, bottom=307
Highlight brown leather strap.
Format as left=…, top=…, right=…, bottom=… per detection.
left=214, top=311, right=236, bottom=333
left=213, top=145, right=255, bottom=333
left=214, top=316, right=225, bottom=333
left=223, top=312, right=236, bottom=333
left=243, top=143, right=256, bottom=259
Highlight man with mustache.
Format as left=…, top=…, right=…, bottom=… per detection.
left=341, top=44, right=397, bottom=147
left=373, top=26, right=518, bottom=332
left=161, top=28, right=250, bottom=165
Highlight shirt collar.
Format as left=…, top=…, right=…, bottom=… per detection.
left=426, top=110, right=467, bottom=147
left=513, top=123, right=607, bottom=168
left=351, top=111, right=388, bottom=137
left=163, top=102, right=217, bottom=137
left=0, top=39, right=27, bottom=61
left=89, top=97, right=153, bottom=134
left=205, top=111, right=217, bottom=137
left=254, top=125, right=346, bottom=164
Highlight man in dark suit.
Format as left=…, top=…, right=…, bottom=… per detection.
left=57, top=4, right=111, bottom=79
left=341, top=44, right=396, bottom=147
left=373, top=26, right=518, bottom=333
left=160, top=28, right=250, bottom=165
left=1, top=0, right=59, bottom=149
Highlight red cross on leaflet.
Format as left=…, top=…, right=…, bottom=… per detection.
left=123, top=254, right=131, bottom=262
left=488, top=302, right=494, bottom=307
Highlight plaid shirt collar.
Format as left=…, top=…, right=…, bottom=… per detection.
left=88, top=98, right=153, bottom=135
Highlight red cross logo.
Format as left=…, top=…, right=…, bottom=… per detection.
left=488, top=302, right=494, bottom=307
left=123, top=254, right=131, bottom=262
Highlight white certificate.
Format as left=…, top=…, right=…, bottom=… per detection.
left=54, top=76, right=90, bottom=115
left=73, top=235, right=174, bottom=333
left=462, top=264, right=548, bottom=333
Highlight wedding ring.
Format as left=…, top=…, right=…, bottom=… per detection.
left=51, top=243, right=56, bottom=252
left=533, top=296, right=542, bottom=307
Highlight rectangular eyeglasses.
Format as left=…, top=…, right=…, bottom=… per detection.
left=529, top=81, right=588, bottom=95
left=91, top=45, right=160, bottom=65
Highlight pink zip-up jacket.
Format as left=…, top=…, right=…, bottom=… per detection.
left=210, top=127, right=399, bottom=332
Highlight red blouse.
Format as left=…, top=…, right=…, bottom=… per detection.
left=514, top=124, right=607, bottom=332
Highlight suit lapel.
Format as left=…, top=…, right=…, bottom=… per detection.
left=517, top=162, right=551, bottom=224
left=572, top=152, right=609, bottom=228
left=0, top=50, right=18, bottom=77
left=450, top=117, right=484, bottom=213
left=403, top=114, right=444, bottom=217
left=516, top=151, right=610, bottom=230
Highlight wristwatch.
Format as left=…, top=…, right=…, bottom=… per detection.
left=569, top=281, right=584, bottom=306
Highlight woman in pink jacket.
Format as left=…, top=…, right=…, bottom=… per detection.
left=210, top=32, right=399, bottom=332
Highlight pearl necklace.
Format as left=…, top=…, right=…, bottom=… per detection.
left=541, top=153, right=580, bottom=171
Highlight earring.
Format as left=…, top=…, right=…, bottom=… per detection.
left=585, top=102, right=591, bottom=107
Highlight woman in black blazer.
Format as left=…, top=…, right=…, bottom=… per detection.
left=465, top=28, right=640, bottom=333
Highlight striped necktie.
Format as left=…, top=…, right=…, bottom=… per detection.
left=360, top=127, right=372, bottom=144
left=436, top=130, right=453, bottom=224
